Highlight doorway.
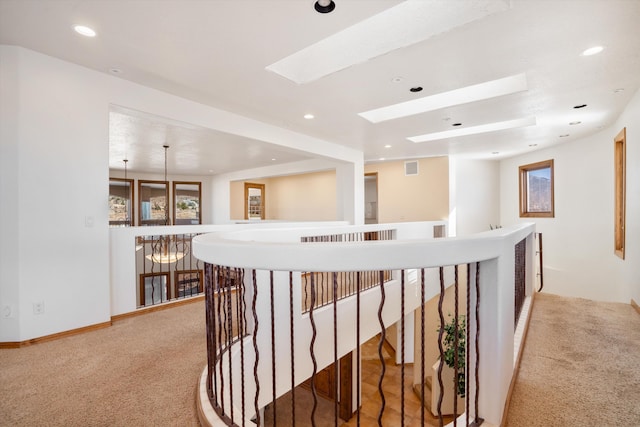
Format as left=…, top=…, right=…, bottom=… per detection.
left=364, top=173, right=378, bottom=224
left=244, top=182, right=265, bottom=220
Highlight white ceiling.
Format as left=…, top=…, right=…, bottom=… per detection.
left=1, top=0, right=639, bottom=175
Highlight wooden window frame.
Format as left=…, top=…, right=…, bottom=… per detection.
left=614, top=128, right=626, bottom=259
left=109, top=177, right=134, bottom=227
left=139, top=272, right=170, bottom=307
left=174, top=269, right=203, bottom=298
left=173, top=181, right=202, bottom=225
left=519, top=159, right=554, bottom=218
left=138, top=179, right=169, bottom=226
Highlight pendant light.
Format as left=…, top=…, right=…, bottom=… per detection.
left=145, top=144, right=185, bottom=264
left=123, top=158, right=130, bottom=226
left=163, top=144, right=170, bottom=226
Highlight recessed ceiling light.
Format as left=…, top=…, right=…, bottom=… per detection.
left=559, top=134, right=570, bottom=138
left=613, top=88, right=625, bottom=93
left=303, top=113, right=315, bottom=119
left=360, top=73, right=528, bottom=123
left=452, top=122, right=462, bottom=127
left=573, top=104, right=587, bottom=109
left=314, top=0, right=335, bottom=14
left=392, top=76, right=404, bottom=83
left=492, top=152, right=500, bottom=155
left=569, top=121, right=581, bottom=125
left=529, top=144, right=538, bottom=147
left=410, top=86, right=423, bottom=93
left=408, top=116, right=536, bottom=143
left=582, top=46, right=604, bottom=56
left=74, top=25, right=96, bottom=37
left=271, top=158, right=276, bottom=161
left=379, top=157, right=385, bottom=161
left=384, top=144, right=392, bottom=148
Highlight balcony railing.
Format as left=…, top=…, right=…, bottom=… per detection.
left=108, top=222, right=349, bottom=317
left=300, top=229, right=394, bottom=313
left=135, top=233, right=204, bottom=307
left=193, top=222, right=535, bottom=427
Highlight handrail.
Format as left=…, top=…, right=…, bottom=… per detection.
left=193, top=223, right=530, bottom=272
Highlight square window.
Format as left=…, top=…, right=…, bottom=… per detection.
left=519, top=159, right=554, bottom=218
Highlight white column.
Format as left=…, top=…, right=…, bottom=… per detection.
left=211, top=174, right=232, bottom=224
left=335, top=160, right=365, bottom=225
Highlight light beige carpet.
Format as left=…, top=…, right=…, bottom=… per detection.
left=2, top=293, right=638, bottom=426
left=0, top=301, right=206, bottom=426
left=505, top=292, right=640, bottom=426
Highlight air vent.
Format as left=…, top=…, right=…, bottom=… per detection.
left=404, top=160, right=419, bottom=176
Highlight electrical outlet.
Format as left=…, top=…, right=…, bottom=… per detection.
left=2, top=305, right=13, bottom=318
left=33, top=301, right=45, bottom=315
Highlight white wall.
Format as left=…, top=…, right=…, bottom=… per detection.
left=450, top=158, right=500, bottom=236
left=499, top=89, right=640, bottom=303
left=1, top=46, right=111, bottom=341
left=615, top=89, right=640, bottom=305
left=0, top=46, right=364, bottom=341
left=0, top=46, right=22, bottom=340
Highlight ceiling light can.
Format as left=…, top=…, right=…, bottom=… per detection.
left=314, top=0, right=335, bottom=13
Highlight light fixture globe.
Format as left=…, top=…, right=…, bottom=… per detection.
left=314, top=0, right=335, bottom=13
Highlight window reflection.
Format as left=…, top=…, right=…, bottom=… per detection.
left=173, top=182, right=201, bottom=225
left=139, top=180, right=169, bottom=225
left=109, top=178, right=134, bottom=227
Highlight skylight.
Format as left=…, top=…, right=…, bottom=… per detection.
left=360, top=73, right=528, bottom=123
left=408, top=116, right=536, bottom=143
left=266, top=0, right=510, bottom=84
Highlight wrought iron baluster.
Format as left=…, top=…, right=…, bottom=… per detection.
left=226, top=266, right=235, bottom=425
left=252, top=269, right=261, bottom=427
left=309, top=272, right=318, bottom=427
left=269, top=271, right=276, bottom=426
left=453, top=265, right=459, bottom=425
left=474, top=262, right=482, bottom=426
left=377, top=270, right=386, bottom=427
left=437, top=266, right=445, bottom=427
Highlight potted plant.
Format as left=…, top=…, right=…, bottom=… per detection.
left=430, top=314, right=466, bottom=416
left=441, top=314, right=466, bottom=398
